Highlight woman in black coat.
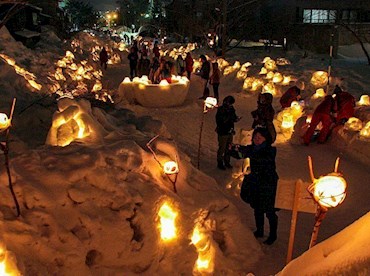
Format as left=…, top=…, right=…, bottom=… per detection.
left=230, top=127, right=279, bottom=245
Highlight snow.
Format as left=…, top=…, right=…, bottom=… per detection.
left=0, top=26, right=369, bottom=275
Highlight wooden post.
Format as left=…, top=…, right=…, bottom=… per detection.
left=286, top=180, right=302, bottom=264
left=309, top=207, right=327, bottom=248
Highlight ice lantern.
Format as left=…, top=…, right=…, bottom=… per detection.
left=0, top=113, right=10, bottom=132
left=204, top=97, right=217, bottom=109
left=163, top=161, right=179, bottom=175
left=310, top=71, right=328, bottom=87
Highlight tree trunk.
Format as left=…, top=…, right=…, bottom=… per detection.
left=341, top=24, right=370, bottom=65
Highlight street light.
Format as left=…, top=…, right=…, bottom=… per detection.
left=307, top=156, right=347, bottom=248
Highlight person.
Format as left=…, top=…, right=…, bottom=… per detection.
left=209, top=62, right=221, bottom=100
left=251, top=93, right=276, bottom=143
left=176, top=55, right=185, bottom=76
left=149, top=57, right=160, bottom=82
left=215, top=95, right=241, bottom=170
left=280, top=82, right=303, bottom=109
left=196, top=55, right=210, bottom=99
left=127, top=47, right=138, bottom=79
left=333, top=85, right=355, bottom=125
left=99, top=47, right=109, bottom=70
left=303, top=94, right=337, bottom=145
left=153, top=41, right=160, bottom=59
left=185, top=52, right=194, bottom=80
left=229, top=127, right=279, bottom=245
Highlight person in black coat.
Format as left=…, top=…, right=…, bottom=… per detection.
left=127, top=47, right=138, bottom=79
left=196, top=54, right=211, bottom=99
left=230, top=127, right=279, bottom=245
left=216, top=95, right=241, bottom=170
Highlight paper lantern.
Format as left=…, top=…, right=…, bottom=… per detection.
left=309, top=174, right=347, bottom=208
left=158, top=202, right=178, bottom=241
left=344, top=117, right=363, bottom=131
left=311, top=71, right=328, bottom=87
left=357, top=95, right=370, bottom=106
left=360, top=121, right=370, bottom=138
left=163, top=161, right=179, bottom=175
left=0, top=113, right=10, bottom=132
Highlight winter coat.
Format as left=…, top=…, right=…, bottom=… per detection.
left=185, top=55, right=194, bottom=72
left=153, top=46, right=160, bottom=58
left=216, top=104, right=238, bottom=135
left=315, top=95, right=336, bottom=115
left=210, top=68, right=220, bottom=85
left=99, top=49, right=108, bottom=63
left=128, top=52, right=138, bottom=66
left=280, top=86, right=300, bottom=108
left=231, top=143, right=278, bottom=211
left=199, top=60, right=210, bottom=80
left=336, top=92, right=355, bottom=122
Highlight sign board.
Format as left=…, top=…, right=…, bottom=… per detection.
left=275, top=179, right=316, bottom=214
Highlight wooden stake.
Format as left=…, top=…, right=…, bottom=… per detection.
left=309, top=206, right=327, bottom=248
left=334, top=157, right=340, bottom=173
left=286, top=180, right=302, bottom=264
left=307, top=156, right=315, bottom=182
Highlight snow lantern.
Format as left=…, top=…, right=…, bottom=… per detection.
left=264, top=59, right=277, bottom=71
left=262, top=56, right=272, bottom=63
left=232, top=61, right=241, bottom=70
left=310, top=71, right=328, bottom=87
left=290, top=101, right=303, bottom=118
left=204, top=97, right=218, bottom=110
left=92, top=81, right=102, bottom=92
left=272, top=72, right=283, bottom=83
left=237, top=70, right=247, bottom=80
left=27, top=80, right=42, bottom=91
left=243, top=77, right=255, bottom=90
left=357, top=95, right=370, bottom=106
left=312, top=88, right=326, bottom=99
left=157, top=201, right=178, bottom=241
left=0, top=113, right=10, bottom=132
left=0, top=54, right=16, bottom=66
left=0, top=242, right=21, bottom=275
left=251, top=79, right=264, bottom=91
left=190, top=224, right=215, bottom=274
left=55, top=68, right=66, bottom=81
left=360, top=121, right=370, bottom=138
left=163, top=161, right=179, bottom=175
left=223, top=66, right=236, bottom=76
left=262, top=82, right=276, bottom=95
left=259, top=67, right=268, bottom=75
left=344, top=117, right=363, bottom=131
left=282, top=75, right=291, bottom=85
left=159, top=79, right=169, bottom=86
left=265, top=71, right=275, bottom=80
left=282, top=114, right=294, bottom=130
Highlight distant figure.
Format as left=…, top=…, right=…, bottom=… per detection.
left=185, top=52, right=194, bottom=80
left=251, top=93, right=276, bottom=143
left=333, top=85, right=355, bottom=125
left=229, top=127, right=279, bottom=245
left=149, top=57, right=160, bottom=82
left=99, top=47, right=109, bottom=70
left=127, top=47, right=138, bottom=79
left=303, top=94, right=337, bottom=145
left=209, top=62, right=221, bottom=100
left=280, top=81, right=304, bottom=109
left=215, top=95, right=241, bottom=170
left=196, top=55, right=211, bottom=99
left=153, top=41, right=160, bottom=59
left=176, top=55, right=185, bottom=76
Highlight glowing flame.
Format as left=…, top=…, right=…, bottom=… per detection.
left=163, top=161, right=179, bottom=174
left=358, top=95, right=370, bottom=106
left=0, top=113, right=10, bottom=132
left=190, top=225, right=215, bottom=274
left=311, top=71, right=328, bottom=87
left=310, top=174, right=347, bottom=208
left=158, top=202, right=178, bottom=241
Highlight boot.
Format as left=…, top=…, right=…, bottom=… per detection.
left=264, top=212, right=278, bottom=245
left=254, top=210, right=264, bottom=238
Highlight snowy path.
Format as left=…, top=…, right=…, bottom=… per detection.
left=107, top=54, right=370, bottom=275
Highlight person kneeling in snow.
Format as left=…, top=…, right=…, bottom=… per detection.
left=280, top=80, right=304, bottom=109
left=303, top=94, right=337, bottom=145
left=229, top=127, right=279, bottom=245
left=333, top=85, right=355, bottom=125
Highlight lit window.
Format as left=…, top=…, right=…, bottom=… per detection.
left=303, top=9, right=336, bottom=24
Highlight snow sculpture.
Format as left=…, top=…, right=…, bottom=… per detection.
left=118, top=76, right=190, bottom=107
left=46, top=98, right=105, bottom=147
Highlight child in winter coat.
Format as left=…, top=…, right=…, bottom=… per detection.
left=333, top=85, right=355, bottom=125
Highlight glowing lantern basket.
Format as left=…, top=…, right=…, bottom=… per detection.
left=307, top=156, right=347, bottom=248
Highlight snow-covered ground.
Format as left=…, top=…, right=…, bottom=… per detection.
left=0, top=26, right=369, bottom=275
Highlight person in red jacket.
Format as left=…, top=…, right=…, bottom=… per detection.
left=280, top=86, right=301, bottom=109
left=333, top=85, right=355, bottom=125
left=303, top=95, right=337, bottom=145
left=184, top=52, right=194, bottom=80
left=209, top=62, right=221, bottom=100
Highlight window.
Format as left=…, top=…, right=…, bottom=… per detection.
left=342, top=10, right=358, bottom=22
left=303, top=9, right=336, bottom=24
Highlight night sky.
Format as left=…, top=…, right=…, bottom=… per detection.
left=89, top=0, right=118, bottom=11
